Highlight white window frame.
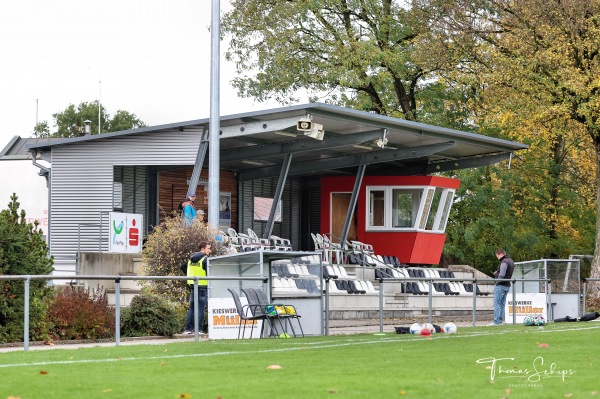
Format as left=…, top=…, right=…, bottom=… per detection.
left=365, top=185, right=455, bottom=233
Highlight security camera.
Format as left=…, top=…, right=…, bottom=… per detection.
left=376, top=137, right=388, bottom=148
left=296, top=117, right=313, bottom=132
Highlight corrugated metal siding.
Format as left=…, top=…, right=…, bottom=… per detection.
left=116, top=165, right=148, bottom=235
left=49, top=129, right=202, bottom=275
left=239, top=178, right=302, bottom=250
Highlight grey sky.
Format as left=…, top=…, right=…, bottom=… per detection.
left=0, top=0, right=280, bottom=145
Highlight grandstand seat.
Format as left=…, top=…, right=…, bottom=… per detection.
left=328, top=279, right=345, bottom=294
left=269, top=235, right=292, bottom=251
left=350, top=280, right=366, bottom=294
left=364, top=280, right=377, bottom=294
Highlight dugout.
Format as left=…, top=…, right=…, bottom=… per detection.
left=207, top=250, right=323, bottom=338
left=512, top=259, right=581, bottom=321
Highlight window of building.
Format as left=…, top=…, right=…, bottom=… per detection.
left=366, top=186, right=455, bottom=233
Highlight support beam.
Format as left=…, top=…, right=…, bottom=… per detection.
left=188, top=126, right=209, bottom=197
left=221, top=130, right=386, bottom=162
left=219, top=116, right=301, bottom=138
left=264, top=153, right=292, bottom=239
left=239, top=141, right=456, bottom=181
left=340, top=164, right=365, bottom=245
left=396, top=152, right=513, bottom=175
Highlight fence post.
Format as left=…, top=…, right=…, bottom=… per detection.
left=547, top=280, right=553, bottom=321
left=582, top=280, right=587, bottom=316
left=24, top=276, right=30, bottom=352
left=472, top=280, right=477, bottom=327
left=115, top=277, right=121, bottom=346
left=428, top=279, right=433, bottom=324
left=379, top=279, right=384, bottom=333
left=512, top=280, right=517, bottom=325
left=193, top=279, right=199, bottom=342
left=324, top=278, right=330, bottom=336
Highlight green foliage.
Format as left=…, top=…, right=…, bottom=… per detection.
left=222, top=0, right=442, bottom=119
left=32, top=121, right=50, bottom=137
left=0, top=194, right=54, bottom=343
left=140, top=215, right=228, bottom=305
left=46, top=285, right=115, bottom=341
left=34, top=100, right=146, bottom=138
left=120, top=294, right=184, bottom=337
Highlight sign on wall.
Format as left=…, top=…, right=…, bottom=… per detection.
left=108, top=212, right=143, bottom=253
left=219, top=192, right=231, bottom=229
left=505, top=293, right=547, bottom=323
left=208, top=297, right=262, bottom=339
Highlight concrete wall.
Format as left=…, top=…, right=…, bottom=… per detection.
left=79, top=252, right=141, bottom=293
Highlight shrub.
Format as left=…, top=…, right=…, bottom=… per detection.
left=121, top=294, right=183, bottom=337
left=140, top=214, right=230, bottom=305
left=0, top=194, right=54, bottom=343
left=47, top=285, right=115, bottom=340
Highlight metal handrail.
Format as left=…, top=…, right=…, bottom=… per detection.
left=374, top=277, right=551, bottom=332
left=1, top=274, right=267, bottom=352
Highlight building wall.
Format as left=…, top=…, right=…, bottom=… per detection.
left=48, top=129, right=203, bottom=275
left=157, top=167, right=238, bottom=230
left=239, top=178, right=302, bottom=249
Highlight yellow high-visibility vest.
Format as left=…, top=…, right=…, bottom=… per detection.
left=187, top=256, right=208, bottom=286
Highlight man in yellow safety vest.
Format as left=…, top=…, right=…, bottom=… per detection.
left=183, top=241, right=211, bottom=334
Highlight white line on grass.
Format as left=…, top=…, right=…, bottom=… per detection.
left=1, top=324, right=598, bottom=369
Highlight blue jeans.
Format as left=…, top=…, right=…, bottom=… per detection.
left=493, top=285, right=510, bottom=324
left=185, top=285, right=208, bottom=332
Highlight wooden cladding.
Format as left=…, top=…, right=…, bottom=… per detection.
left=158, top=167, right=238, bottom=230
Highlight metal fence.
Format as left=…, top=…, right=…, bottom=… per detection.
left=582, top=278, right=600, bottom=314
left=2, top=274, right=575, bottom=351
left=0, top=274, right=266, bottom=352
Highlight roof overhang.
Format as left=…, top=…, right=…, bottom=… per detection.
left=19, top=102, right=528, bottom=179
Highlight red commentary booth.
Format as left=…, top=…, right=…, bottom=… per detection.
left=320, top=175, right=460, bottom=266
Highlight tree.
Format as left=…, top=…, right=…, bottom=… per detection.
left=0, top=194, right=54, bottom=342
left=223, top=0, right=596, bottom=275
left=139, top=215, right=230, bottom=305
left=33, top=100, right=146, bottom=138
left=418, top=0, right=600, bottom=295
left=222, top=0, right=454, bottom=120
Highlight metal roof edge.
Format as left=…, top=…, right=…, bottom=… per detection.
left=0, top=136, right=21, bottom=156
left=24, top=102, right=528, bottom=152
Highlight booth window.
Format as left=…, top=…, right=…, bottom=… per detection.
left=367, top=186, right=455, bottom=232
left=369, top=190, right=385, bottom=227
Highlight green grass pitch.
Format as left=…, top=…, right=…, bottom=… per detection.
left=1, top=323, right=598, bottom=399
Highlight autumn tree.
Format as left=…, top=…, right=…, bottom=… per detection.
left=139, top=215, right=229, bottom=305
left=223, top=0, right=596, bottom=275
left=33, top=100, right=146, bottom=138
left=418, top=0, right=600, bottom=290
left=222, top=0, right=458, bottom=120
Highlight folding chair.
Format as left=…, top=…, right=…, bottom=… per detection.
left=251, top=288, right=304, bottom=338
left=227, top=288, right=271, bottom=339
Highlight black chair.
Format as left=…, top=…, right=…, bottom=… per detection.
left=227, top=288, right=271, bottom=339
left=251, top=288, right=304, bottom=337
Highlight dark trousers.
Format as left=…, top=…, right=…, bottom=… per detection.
left=185, top=285, right=208, bottom=332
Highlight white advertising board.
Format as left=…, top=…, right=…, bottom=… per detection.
left=108, top=212, right=143, bottom=253
left=505, top=293, right=547, bottom=323
left=208, top=297, right=262, bottom=339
